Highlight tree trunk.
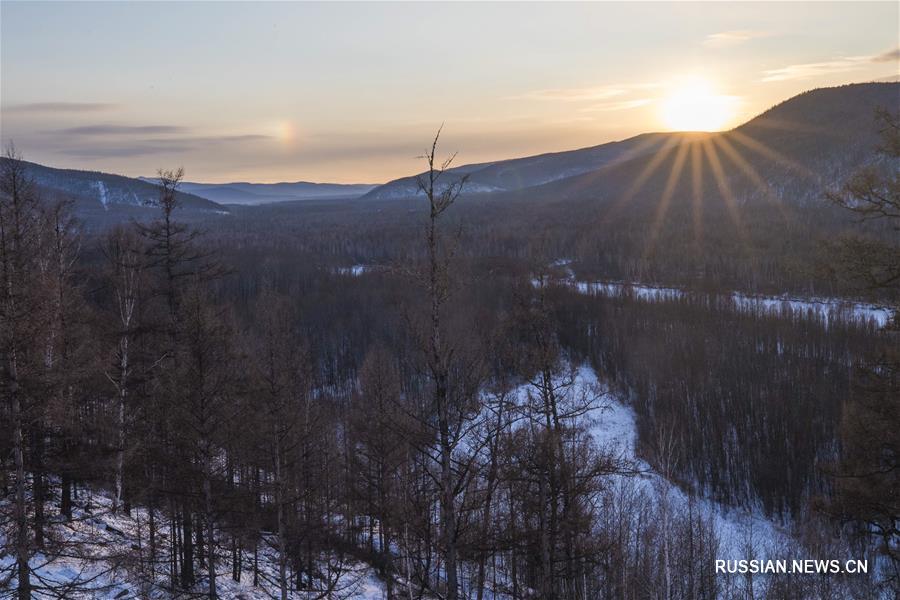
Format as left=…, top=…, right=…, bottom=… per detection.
left=275, top=437, right=288, bottom=600
left=203, top=470, right=217, bottom=598
left=11, top=358, right=30, bottom=600
left=114, top=342, right=128, bottom=512
left=437, top=379, right=459, bottom=599
left=182, top=506, right=194, bottom=588
left=61, top=472, right=72, bottom=520
left=476, top=398, right=503, bottom=600
left=33, top=426, right=46, bottom=550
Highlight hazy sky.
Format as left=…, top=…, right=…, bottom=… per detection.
left=2, top=2, right=897, bottom=183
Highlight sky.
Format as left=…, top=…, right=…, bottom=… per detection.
left=1, top=1, right=898, bottom=184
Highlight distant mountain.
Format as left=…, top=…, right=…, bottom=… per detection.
left=363, top=132, right=685, bottom=200
left=143, top=179, right=378, bottom=205
left=366, top=82, right=899, bottom=205
left=3, top=160, right=225, bottom=214
left=513, top=81, right=899, bottom=208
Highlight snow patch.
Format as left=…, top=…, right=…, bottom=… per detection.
left=94, top=181, right=109, bottom=210
left=548, top=274, right=893, bottom=328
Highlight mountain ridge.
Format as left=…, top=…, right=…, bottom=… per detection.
left=364, top=81, right=899, bottom=203
left=0, top=159, right=225, bottom=213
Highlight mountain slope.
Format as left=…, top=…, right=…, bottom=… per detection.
left=363, top=132, right=685, bottom=200
left=4, top=159, right=225, bottom=212
left=366, top=82, right=898, bottom=206
left=509, top=82, right=899, bottom=209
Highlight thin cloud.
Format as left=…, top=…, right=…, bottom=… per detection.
left=513, top=86, right=626, bottom=102
left=55, top=124, right=188, bottom=135
left=872, top=46, right=900, bottom=63
left=195, top=134, right=272, bottom=143
left=509, top=82, right=659, bottom=102
left=762, top=49, right=899, bottom=82
left=51, top=132, right=274, bottom=159
left=703, top=30, right=769, bottom=48
left=58, top=143, right=192, bottom=158
left=3, top=102, right=117, bottom=114
left=580, top=99, right=653, bottom=113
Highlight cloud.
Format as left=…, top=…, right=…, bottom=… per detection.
left=55, top=124, right=188, bottom=135
left=514, top=86, right=626, bottom=102
left=58, top=143, right=193, bottom=158
left=3, top=102, right=117, bottom=114
left=872, top=46, right=900, bottom=63
left=702, top=30, right=769, bottom=48
left=47, top=124, right=272, bottom=145
left=761, top=50, right=896, bottom=82
left=192, top=134, right=273, bottom=143
left=509, top=82, right=659, bottom=103
left=50, top=131, right=274, bottom=159
left=579, top=99, right=653, bottom=112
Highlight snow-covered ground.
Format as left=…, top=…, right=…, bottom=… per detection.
left=336, top=264, right=371, bottom=277
left=93, top=180, right=109, bottom=210
left=544, top=260, right=893, bottom=328
left=570, top=365, right=790, bottom=557
left=0, top=365, right=832, bottom=598
left=572, top=280, right=893, bottom=328
left=506, top=364, right=791, bottom=560
left=0, top=489, right=388, bottom=599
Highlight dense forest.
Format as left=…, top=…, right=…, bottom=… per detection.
left=1, top=106, right=898, bottom=599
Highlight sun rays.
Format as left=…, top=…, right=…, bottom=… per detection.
left=641, top=140, right=690, bottom=260
left=583, top=123, right=818, bottom=264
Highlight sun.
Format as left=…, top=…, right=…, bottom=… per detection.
left=661, top=79, right=737, bottom=132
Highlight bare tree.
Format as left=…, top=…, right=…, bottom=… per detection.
left=416, top=126, right=469, bottom=600
left=103, top=227, right=143, bottom=513
left=0, top=144, right=41, bottom=599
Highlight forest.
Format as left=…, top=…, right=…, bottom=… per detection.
left=0, top=109, right=898, bottom=600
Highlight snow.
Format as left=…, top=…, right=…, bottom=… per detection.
left=337, top=264, right=370, bottom=276
left=0, top=488, right=388, bottom=599
left=504, top=364, right=791, bottom=559
left=0, top=364, right=830, bottom=597
left=577, top=365, right=789, bottom=557
left=94, top=180, right=109, bottom=210
left=548, top=271, right=893, bottom=328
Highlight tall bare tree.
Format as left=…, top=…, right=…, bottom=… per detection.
left=103, top=227, right=143, bottom=513
left=416, top=127, right=469, bottom=600
left=0, top=144, right=43, bottom=599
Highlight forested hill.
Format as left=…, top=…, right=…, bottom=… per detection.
left=366, top=82, right=898, bottom=205
left=504, top=82, right=899, bottom=206
left=362, top=132, right=686, bottom=199
left=0, top=159, right=225, bottom=216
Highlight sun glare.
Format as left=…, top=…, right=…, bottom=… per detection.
left=661, top=79, right=737, bottom=132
